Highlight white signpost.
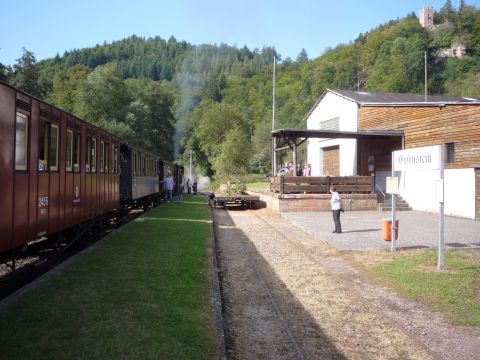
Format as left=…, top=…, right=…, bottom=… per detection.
left=392, top=145, right=445, bottom=270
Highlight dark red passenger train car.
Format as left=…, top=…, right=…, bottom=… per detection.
left=0, top=81, right=120, bottom=253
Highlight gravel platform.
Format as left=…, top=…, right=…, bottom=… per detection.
left=281, top=210, right=480, bottom=251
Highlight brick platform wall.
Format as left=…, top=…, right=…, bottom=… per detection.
left=249, top=191, right=378, bottom=213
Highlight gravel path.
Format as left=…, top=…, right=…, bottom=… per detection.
left=213, top=207, right=480, bottom=359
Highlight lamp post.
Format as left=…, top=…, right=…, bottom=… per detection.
left=189, top=149, right=193, bottom=180
left=272, top=53, right=277, bottom=176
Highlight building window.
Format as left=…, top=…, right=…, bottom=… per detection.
left=15, top=113, right=28, bottom=171
left=446, top=142, right=455, bottom=163
left=66, top=129, right=73, bottom=172
left=50, top=124, right=59, bottom=171
left=319, top=117, right=340, bottom=131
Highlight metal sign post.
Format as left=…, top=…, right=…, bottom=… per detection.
left=386, top=176, right=399, bottom=251
left=437, top=150, right=445, bottom=270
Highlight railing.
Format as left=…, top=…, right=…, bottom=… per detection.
left=270, top=175, right=375, bottom=194
left=375, top=183, right=386, bottom=198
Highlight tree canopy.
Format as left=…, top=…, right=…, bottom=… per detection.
left=3, top=2, right=479, bottom=177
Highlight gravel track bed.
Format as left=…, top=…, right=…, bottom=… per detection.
left=214, top=207, right=480, bottom=360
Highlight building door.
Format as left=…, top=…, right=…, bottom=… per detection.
left=323, top=146, right=340, bottom=176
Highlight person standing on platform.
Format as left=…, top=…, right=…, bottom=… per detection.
left=187, top=178, right=191, bottom=194
left=192, top=179, right=198, bottom=195
left=330, top=186, right=342, bottom=233
left=304, top=163, right=311, bottom=176
left=161, top=172, right=174, bottom=202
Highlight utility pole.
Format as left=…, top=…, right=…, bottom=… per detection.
left=272, top=54, right=277, bottom=176
left=424, top=51, right=428, bottom=102
left=272, top=54, right=276, bottom=131
left=189, top=149, right=192, bottom=180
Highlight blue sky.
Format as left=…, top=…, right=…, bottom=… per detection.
left=1, top=0, right=478, bottom=66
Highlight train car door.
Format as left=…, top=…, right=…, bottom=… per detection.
left=0, top=84, right=15, bottom=252
left=64, top=123, right=75, bottom=228
left=36, top=116, right=50, bottom=238
left=48, top=112, right=61, bottom=235
left=85, top=129, right=97, bottom=220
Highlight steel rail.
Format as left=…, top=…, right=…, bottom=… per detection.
left=249, top=209, right=442, bottom=360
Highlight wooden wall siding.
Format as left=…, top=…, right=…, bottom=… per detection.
left=358, top=105, right=480, bottom=169
left=323, top=146, right=339, bottom=176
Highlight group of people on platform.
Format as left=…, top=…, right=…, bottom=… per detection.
left=282, top=162, right=311, bottom=176
left=160, top=171, right=197, bottom=205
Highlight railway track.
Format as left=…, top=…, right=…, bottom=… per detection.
left=212, top=206, right=443, bottom=359
left=247, top=209, right=442, bottom=360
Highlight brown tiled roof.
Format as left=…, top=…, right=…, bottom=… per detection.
left=330, top=89, right=480, bottom=104
left=305, top=89, right=480, bottom=120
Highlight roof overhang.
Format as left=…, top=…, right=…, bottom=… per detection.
left=272, top=128, right=404, bottom=152
left=272, top=128, right=404, bottom=140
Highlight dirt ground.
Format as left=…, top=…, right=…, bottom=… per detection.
left=213, top=207, right=480, bottom=360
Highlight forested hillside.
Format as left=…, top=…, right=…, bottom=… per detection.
left=1, top=1, right=479, bottom=178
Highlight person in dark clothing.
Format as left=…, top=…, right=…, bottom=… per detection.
left=192, top=179, right=198, bottom=195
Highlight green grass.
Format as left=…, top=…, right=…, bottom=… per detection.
left=362, top=250, right=480, bottom=326
left=0, top=195, right=216, bottom=359
left=245, top=181, right=270, bottom=190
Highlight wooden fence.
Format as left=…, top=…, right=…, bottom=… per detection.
left=270, top=175, right=375, bottom=194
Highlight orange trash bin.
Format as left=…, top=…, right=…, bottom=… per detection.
left=382, top=218, right=399, bottom=241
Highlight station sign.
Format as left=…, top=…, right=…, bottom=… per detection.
left=393, top=145, right=442, bottom=171
left=386, top=177, right=399, bottom=194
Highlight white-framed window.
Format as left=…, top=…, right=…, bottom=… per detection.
left=73, top=132, right=81, bottom=172
left=15, top=112, right=28, bottom=171
left=319, top=117, right=340, bottom=131
left=113, top=145, right=118, bottom=174
left=100, top=141, right=105, bottom=173
left=50, top=124, right=59, bottom=171
left=38, top=121, right=49, bottom=171
left=66, top=129, right=73, bottom=172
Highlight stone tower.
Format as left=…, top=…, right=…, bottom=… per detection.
left=419, top=7, right=434, bottom=27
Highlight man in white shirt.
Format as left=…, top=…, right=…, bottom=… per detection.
left=330, top=186, right=342, bottom=233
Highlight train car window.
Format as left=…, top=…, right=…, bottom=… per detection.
left=111, top=144, right=115, bottom=173
left=73, top=132, right=81, bottom=172
left=114, top=146, right=118, bottom=174
left=66, top=129, right=73, bottom=172
left=86, top=137, right=92, bottom=172
left=142, top=156, right=146, bottom=176
left=104, top=142, right=109, bottom=173
left=133, top=153, right=137, bottom=176
left=49, top=124, right=59, bottom=171
left=91, top=138, right=97, bottom=172
left=38, top=121, right=49, bottom=171
left=15, top=112, right=29, bottom=171
left=100, top=141, right=105, bottom=173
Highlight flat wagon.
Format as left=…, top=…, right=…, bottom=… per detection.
left=212, top=195, right=260, bottom=209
